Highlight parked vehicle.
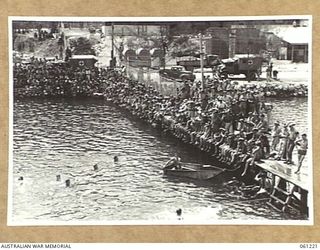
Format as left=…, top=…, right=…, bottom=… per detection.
left=193, top=68, right=216, bottom=81
left=159, top=65, right=195, bottom=81
left=177, top=54, right=221, bottom=71
left=221, top=54, right=263, bottom=80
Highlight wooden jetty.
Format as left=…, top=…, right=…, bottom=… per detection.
left=106, top=98, right=311, bottom=217
left=255, top=159, right=309, bottom=216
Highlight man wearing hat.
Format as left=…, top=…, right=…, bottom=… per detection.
left=271, top=121, right=281, bottom=151
left=276, top=123, right=289, bottom=161
left=286, top=123, right=298, bottom=164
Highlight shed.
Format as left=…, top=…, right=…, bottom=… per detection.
left=272, top=27, right=310, bottom=63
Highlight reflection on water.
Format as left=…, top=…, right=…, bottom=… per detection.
left=12, top=98, right=308, bottom=223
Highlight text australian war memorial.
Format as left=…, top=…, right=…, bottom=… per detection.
left=10, top=18, right=311, bottom=225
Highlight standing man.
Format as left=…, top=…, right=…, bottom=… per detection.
left=266, top=62, right=273, bottom=82
left=271, top=121, right=281, bottom=151
left=294, top=133, right=308, bottom=174
left=269, top=62, right=273, bottom=79
left=286, top=123, right=298, bottom=165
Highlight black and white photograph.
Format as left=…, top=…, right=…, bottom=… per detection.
left=8, top=16, right=312, bottom=225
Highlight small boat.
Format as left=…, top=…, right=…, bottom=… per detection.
left=163, top=163, right=225, bottom=180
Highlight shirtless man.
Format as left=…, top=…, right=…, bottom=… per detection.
left=294, top=133, right=308, bottom=174
left=286, top=123, right=298, bottom=164
left=164, top=154, right=182, bottom=170
left=241, top=140, right=263, bottom=176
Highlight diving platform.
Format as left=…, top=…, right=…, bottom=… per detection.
left=255, top=159, right=309, bottom=216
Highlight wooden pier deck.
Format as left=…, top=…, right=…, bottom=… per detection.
left=256, top=159, right=309, bottom=190
left=256, top=159, right=309, bottom=215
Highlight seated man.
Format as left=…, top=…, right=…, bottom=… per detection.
left=230, top=137, right=247, bottom=166
left=241, top=140, right=263, bottom=176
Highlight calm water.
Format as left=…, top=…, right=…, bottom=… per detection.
left=11, top=97, right=308, bottom=224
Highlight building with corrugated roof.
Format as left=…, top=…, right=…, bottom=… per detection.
left=277, top=27, right=309, bottom=62
left=262, top=26, right=310, bottom=63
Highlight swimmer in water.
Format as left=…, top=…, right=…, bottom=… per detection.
left=65, top=179, right=71, bottom=187
left=176, top=208, right=183, bottom=220
left=93, top=164, right=98, bottom=171
left=114, top=156, right=119, bottom=162
left=56, top=174, right=61, bottom=181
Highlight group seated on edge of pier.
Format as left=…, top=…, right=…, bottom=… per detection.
left=13, top=59, right=308, bottom=175
left=102, top=71, right=307, bottom=175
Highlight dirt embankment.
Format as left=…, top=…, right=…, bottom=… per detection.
left=14, top=34, right=60, bottom=58
left=14, top=31, right=101, bottom=58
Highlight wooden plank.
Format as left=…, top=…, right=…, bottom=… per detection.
left=274, top=186, right=290, bottom=196
left=270, top=195, right=286, bottom=204
left=255, top=159, right=309, bottom=191
left=267, top=201, right=282, bottom=212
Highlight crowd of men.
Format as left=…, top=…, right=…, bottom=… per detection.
left=13, top=59, right=308, bottom=175
left=102, top=70, right=308, bottom=175
left=14, top=58, right=108, bottom=97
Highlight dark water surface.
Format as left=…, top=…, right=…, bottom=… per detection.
left=11, top=98, right=308, bottom=224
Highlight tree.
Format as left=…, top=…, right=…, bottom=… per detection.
left=69, top=37, right=96, bottom=55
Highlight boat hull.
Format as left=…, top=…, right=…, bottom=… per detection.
left=163, top=165, right=224, bottom=180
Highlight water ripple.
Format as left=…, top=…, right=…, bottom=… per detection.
left=11, top=98, right=307, bottom=223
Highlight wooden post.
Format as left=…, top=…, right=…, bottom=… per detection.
left=271, top=174, right=276, bottom=191
left=300, top=189, right=308, bottom=216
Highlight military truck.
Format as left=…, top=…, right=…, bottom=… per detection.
left=220, top=54, right=263, bottom=80
left=177, top=54, right=221, bottom=71
left=159, top=66, right=195, bottom=81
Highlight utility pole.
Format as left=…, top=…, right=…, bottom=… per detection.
left=247, top=45, right=250, bottom=82
left=199, top=33, right=204, bottom=89
left=160, top=25, right=168, bottom=69
left=247, top=40, right=253, bottom=82
left=110, top=23, right=115, bottom=68
left=58, top=22, right=65, bottom=60
left=229, top=28, right=236, bottom=58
